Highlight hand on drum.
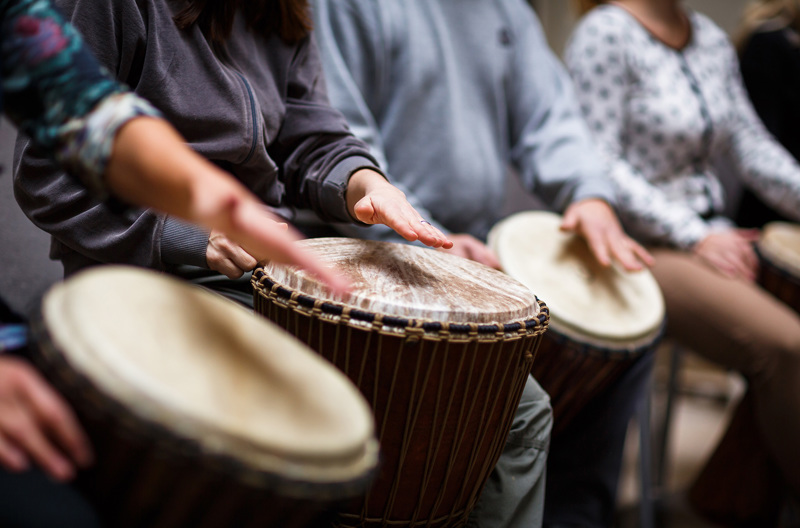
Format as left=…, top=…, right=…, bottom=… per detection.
left=346, top=169, right=453, bottom=250
left=202, top=201, right=349, bottom=292
left=0, top=357, right=92, bottom=482
left=692, top=229, right=760, bottom=281
left=561, top=198, right=654, bottom=271
left=438, top=234, right=502, bottom=269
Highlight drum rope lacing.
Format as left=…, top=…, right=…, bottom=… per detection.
left=252, top=267, right=547, bottom=527
left=251, top=269, right=549, bottom=342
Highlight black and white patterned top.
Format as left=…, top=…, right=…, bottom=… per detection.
left=566, top=5, right=800, bottom=249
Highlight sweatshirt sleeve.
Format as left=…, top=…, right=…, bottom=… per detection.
left=12, top=0, right=209, bottom=271
left=565, top=13, right=711, bottom=248
left=309, top=0, right=448, bottom=241
left=506, top=3, right=616, bottom=212
left=269, top=29, right=388, bottom=225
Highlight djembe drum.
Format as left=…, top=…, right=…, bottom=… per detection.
left=757, top=221, right=800, bottom=313
left=29, top=267, right=378, bottom=528
left=488, top=211, right=665, bottom=436
left=252, top=238, right=549, bottom=528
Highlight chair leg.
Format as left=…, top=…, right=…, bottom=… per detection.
left=655, top=344, right=683, bottom=489
left=638, top=383, right=655, bottom=528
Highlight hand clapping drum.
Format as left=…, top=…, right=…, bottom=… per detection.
left=29, top=266, right=378, bottom=528
left=252, top=238, right=549, bottom=528
left=488, top=211, right=665, bottom=436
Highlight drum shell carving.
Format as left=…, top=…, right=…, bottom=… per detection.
left=253, top=270, right=548, bottom=528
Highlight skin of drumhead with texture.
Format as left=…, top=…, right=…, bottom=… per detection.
left=488, top=211, right=664, bottom=342
left=264, top=238, right=540, bottom=324
left=759, top=222, right=800, bottom=277
left=42, top=266, right=377, bottom=484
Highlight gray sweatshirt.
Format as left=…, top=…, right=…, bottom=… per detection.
left=13, top=0, right=382, bottom=275
left=312, top=0, right=616, bottom=241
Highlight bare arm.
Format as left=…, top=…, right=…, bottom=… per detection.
left=106, top=117, right=349, bottom=291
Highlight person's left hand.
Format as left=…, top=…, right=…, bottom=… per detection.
left=561, top=198, right=654, bottom=271
left=347, top=169, right=454, bottom=250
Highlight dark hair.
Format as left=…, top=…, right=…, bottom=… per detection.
left=174, top=0, right=312, bottom=44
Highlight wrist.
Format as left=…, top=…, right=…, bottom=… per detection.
left=346, top=169, right=388, bottom=216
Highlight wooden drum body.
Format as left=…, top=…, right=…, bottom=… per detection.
left=758, top=222, right=800, bottom=314
left=252, top=239, right=549, bottom=528
left=30, top=267, right=378, bottom=528
left=489, top=212, right=665, bottom=436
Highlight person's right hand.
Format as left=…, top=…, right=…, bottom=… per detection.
left=438, top=234, right=502, bottom=270
left=692, top=229, right=760, bottom=281
left=0, top=357, right=93, bottom=482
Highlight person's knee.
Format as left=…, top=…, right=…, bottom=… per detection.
left=507, top=375, right=552, bottom=450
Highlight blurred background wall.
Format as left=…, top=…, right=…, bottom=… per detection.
left=531, top=0, right=752, bottom=55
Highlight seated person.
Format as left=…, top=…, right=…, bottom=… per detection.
left=567, top=0, right=800, bottom=521
left=311, top=1, right=653, bottom=526
left=0, top=0, right=369, bottom=525
left=13, top=0, right=451, bottom=307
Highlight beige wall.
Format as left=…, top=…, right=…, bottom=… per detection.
left=530, top=0, right=752, bottom=56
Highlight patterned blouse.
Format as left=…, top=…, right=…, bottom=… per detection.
left=566, top=5, right=800, bottom=249
left=0, top=0, right=160, bottom=195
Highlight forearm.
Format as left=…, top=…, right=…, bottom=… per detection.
left=105, top=117, right=226, bottom=222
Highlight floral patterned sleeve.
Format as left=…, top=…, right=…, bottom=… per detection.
left=0, top=0, right=160, bottom=195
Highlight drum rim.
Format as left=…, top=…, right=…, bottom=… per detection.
left=252, top=268, right=550, bottom=340
left=545, top=318, right=666, bottom=359
left=29, top=314, right=379, bottom=500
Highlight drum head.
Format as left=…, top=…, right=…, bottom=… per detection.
left=41, top=267, right=376, bottom=486
left=488, top=211, right=664, bottom=342
left=759, top=222, right=800, bottom=277
left=263, top=238, right=539, bottom=324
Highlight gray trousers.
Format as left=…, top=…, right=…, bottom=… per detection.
left=468, top=375, right=553, bottom=528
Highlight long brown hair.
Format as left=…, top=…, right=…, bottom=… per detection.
left=174, top=0, right=312, bottom=44
left=573, top=0, right=605, bottom=16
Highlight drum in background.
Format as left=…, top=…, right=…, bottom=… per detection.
left=757, top=222, right=800, bottom=314
left=30, top=266, right=378, bottom=528
left=252, top=238, right=549, bottom=528
left=488, top=211, right=665, bottom=436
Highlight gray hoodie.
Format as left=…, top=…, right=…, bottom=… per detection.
left=13, top=0, right=382, bottom=275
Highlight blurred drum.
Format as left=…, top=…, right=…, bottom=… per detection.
left=757, top=221, right=800, bottom=313
left=29, top=266, right=378, bottom=528
left=488, top=211, right=665, bottom=436
left=252, top=238, right=549, bottom=528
